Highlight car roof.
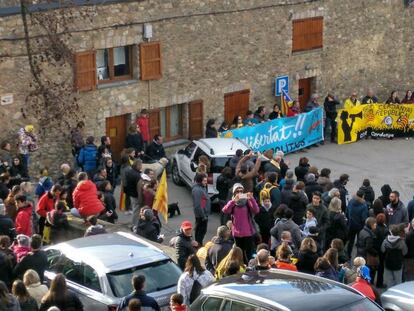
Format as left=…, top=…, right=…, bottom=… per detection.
left=196, top=138, right=249, bottom=157
left=382, top=280, right=414, bottom=297
left=204, top=270, right=366, bottom=310
left=46, top=232, right=169, bottom=273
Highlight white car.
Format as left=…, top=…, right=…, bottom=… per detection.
left=171, top=138, right=250, bottom=195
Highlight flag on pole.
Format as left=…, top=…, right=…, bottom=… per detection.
left=153, top=169, right=168, bottom=223
left=281, top=89, right=291, bottom=116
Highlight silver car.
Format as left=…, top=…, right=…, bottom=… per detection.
left=44, top=232, right=182, bottom=310
left=381, top=281, right=414, bottom=311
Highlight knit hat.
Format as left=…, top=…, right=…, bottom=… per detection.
left=24, top=125, right=34, bottom=133
left=358, top=265, right=371, bottom=282
left=306, top=173, right=316, bottom=183
left=232, top=183, right=244, bottom=194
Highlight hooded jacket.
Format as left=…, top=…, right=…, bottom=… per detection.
left=270, top=218, right=302, bottom=250
left=222, top=197, right=259, bottom=238
left=381, top=235, right=408, bottom=270
left=205, top=237, right=233, bottom=273
left=15, top=204, right=33, bottom=236
left=78, top=143, right=97, bottom=172
left=290, top=191, right=308, bottom=225
left=192, top=184, right=211, bottom=219
left=386, top=200, right=409, bottom=225
left=36, top=191, right=56, bottom=218
left=175, top=230, right=195, bottom=270
left=379, top=184, right=392, bottom=207
left=73, top=180, right=104, bottom=217
left=347, top=196, right=368, bottom=230
left=359, top=185, right=375, bottom=205
left=356, top=225, right=377, bottom=258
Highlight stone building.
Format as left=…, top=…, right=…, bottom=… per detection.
left=0, top=0, right=413, bottom=173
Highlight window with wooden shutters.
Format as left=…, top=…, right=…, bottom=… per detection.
left=224, top=90, right=250, bottom=125
left=292, top=17, right=323, bottom=52
left=188, top=100, right=203, bottom=140
left=74, top=51, right=96, bottom=91
left=96, top=46, right=133, bottom=83
left=149, top=105, right=183, bottom=142
left=140, top=42, right=162, bottom=80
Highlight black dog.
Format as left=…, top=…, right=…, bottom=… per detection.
left=168, top=202, right=181, bottom=218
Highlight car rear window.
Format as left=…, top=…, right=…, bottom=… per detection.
left=211, top=157, right=230, bottom=173
left=107, top=260, right=181, bottom=297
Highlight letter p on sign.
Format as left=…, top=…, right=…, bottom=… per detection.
left=275, top=75, right=289, bottom=96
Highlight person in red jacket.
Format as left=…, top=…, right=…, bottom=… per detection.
left=72, top=172, right=104, bottom=219
left=351, top=265, right=376, bottom=301
left=287, top=101, right=301, bottom=117
left=15, top=195, right=33, bottom=237
left=136, top=109, right=150, bottom=150
left=36, top=184, right=62, bottom=236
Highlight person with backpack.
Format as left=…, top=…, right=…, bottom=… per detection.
left=177, top=254, right=214, bottom=306
left=259, top=172, right=281, bottom=210
left=381, top=224, right=408, bottom=288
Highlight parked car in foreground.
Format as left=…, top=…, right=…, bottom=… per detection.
left=191, top=270, right=383, bottom=311
left=172, top=138, right=250, bottom=195
left=381, top=281, right=414, bottom=311
left=44, top=232, right=181, bottom=310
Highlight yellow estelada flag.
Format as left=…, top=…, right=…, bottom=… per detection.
left=153, top=169, right=168, bottom=223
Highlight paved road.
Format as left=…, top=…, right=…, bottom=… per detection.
left=116, top=138, right=414, bottom=246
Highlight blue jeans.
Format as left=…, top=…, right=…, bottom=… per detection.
left=20, top=153, right=30, bottom=172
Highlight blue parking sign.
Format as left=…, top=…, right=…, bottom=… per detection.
left=275, top=75, right=289, bottom=96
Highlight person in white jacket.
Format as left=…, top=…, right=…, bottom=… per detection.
left=177, top=254, right=214, bottom=306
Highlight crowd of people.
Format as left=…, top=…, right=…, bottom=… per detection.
left=170, top=148, right=414, bottom=308
left=206, top=88, right=414, bottom=144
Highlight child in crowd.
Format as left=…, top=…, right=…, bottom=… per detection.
left=84, top=215, right=107, bottom=237
left=275, top=243, right=297, bottom=271
left=170, top=293, right=186, bottom=311
left=45, top=201, right=69, bottom=244
left=12, top=234, right=30, bottom=263
left=301, top=208, right=318, bottom=237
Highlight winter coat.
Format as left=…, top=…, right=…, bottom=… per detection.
left=39, top=292, right=84, bottom=311
left=296, top=250, right=318, bottom=274
left=0, top=215, right=15, bottom=240
left=15, top=205, right=33, bottom=236
left=136, top=219, right=161, bottom=243
left=347, top=197, right=368, bottom=231
left=146, top=141, right=166, bottom=161
left=381, top=235, right=408, bottom=271
left=324, top=97, right=340, bottom=119
left=0, top=251, right=13, bottom=288
left=78, top=143, right=97, bottom=172
left=317, top=176, right=331, bottom=192
left=13, top=250, right=48, bottom=282
left=281, top=180, right=294, bottom=205
left=359, top=185, right=375, bottom=206
left=290, top=192, right=308, bottom=225
left=117, top=290, right=159, bottom=311
left=124, top=168, right=141, bottom=198
left=216, top=174, right=232, bottom=201
left=35, top=176, right=53, bottom=198
left=205, top=237, right=233, bottom=273
left=316, top=265, right=339, bottom=281
left=405, top=230, right=414, bottom=259
left=175, top=231, right=195, bottom=270
left=26, top=282, right=48, bottom=307
left=192, top=184, right=211, bottom=220
left=351, top=278, right=376, bottom=301
left=18, top=128, right=37, bottom=155
left=125, top=133, right=144, bottom=154
left=12, top=245, right=30, bottom=263
left=177, top=270, right=215, bottom=306
left=301, top=217, right=317, bottom=237
left=305, top=182, right=324, bottom=201
left=270, top=218, right=302, bottom=250
left=205, top=126, right=218, bottom=138
left=295, top=164, right=309, bottom=182
left=408, top=198, right=414, bottom=223
left=46, top=210, right=69, bottom=244
left=386, top=201, right=409, bottom=225
left=356, top=225, right=377, bottom=258
left=333, top=179, right=348, bottom=212
left=17, top=296, right=38, bottom=311
left=0, top=294, right=20, bottom=311
left=0, top=182, right=9, bottom=201
left=326, top=211, right=348, bottom=244
left=222, top=198, right=259, bottom=238
left=306, top=203, right=329, bottom=232
left=136, top=116, right=150, bottom=142
left=379, top=184, right=392, bottom=208
left=36, top=192, right=56, bottom=219
left=235, top=157, right=261, bottom=193
left=73, top=180, right=104, bottom=218
left=374, top=223, right=388, bottom=254
left=254, top=205, right=276, bottom=239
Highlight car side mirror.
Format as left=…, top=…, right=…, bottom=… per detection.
left=190, top=162, right=197, bottom=172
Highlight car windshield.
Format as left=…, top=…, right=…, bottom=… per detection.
left=211, top=157, right=230, bottom=173
left=107, top=260, right=181, bottom=297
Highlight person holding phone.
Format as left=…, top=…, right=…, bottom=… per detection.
left=222, top=183, right=260, bottom=263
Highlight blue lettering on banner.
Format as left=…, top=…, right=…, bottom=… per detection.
left=221, top=108, right=324, bottom=154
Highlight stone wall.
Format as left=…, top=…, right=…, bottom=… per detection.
left=0, top=0, right=413, bottom=174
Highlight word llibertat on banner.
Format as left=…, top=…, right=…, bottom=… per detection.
left=220, top=108, right=324, bottom=154
left=336, top=104, right=414, bottom=144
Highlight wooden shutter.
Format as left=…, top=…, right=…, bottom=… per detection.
left=188, top=100, right=203, bottom=140
left=140, top=42, right=162, bottom=80
left=292, top=17, right=323, bottom=52
left=74, top=51, right=96, bottom=91
left=148, top=109, right=161, bottom=140
left=224, top=90, right=250, bottom=125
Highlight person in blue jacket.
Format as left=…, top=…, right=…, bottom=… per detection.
left=77, top=136, right=98, bottom=178
left=346, top=190, right=368, bottom=257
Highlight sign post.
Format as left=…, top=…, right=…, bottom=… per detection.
left=275, top=75, right=289, bottom=97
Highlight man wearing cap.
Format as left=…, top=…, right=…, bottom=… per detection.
left=351, top=266, right=376, bottom=302
left=205, top=226, right=233, bottom=274
left=346, top=190, right=368, bottom=257
left=175, top=220, right=198, bottom=270
left=17, top=125, right=38, bottom=173
left=222, top=183, right=259, bottom=262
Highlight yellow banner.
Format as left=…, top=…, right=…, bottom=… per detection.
left=337, top=103, right=414, bottom=144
